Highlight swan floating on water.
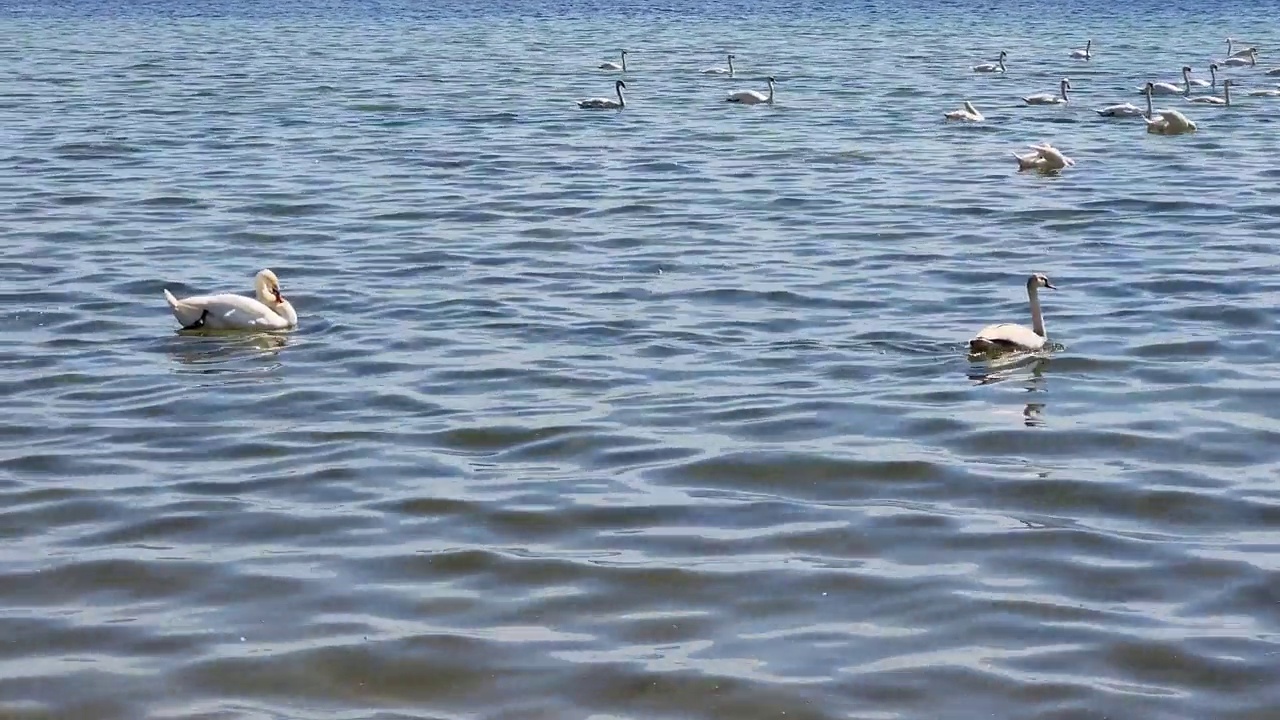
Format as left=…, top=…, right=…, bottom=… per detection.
left=1187, top=79, right=1232, bottom=105
left=579, top=80, right=627, bottom=109
left=1247, top=85, right=1280, bottom=97
left=1013, top=142, right=1074, bottom=172
left=944, top=100, right=984, bottom=121
left=1142, top=66, right=1193, bottom=96
left=164, top=269, right=297, bottom=331
left=1142, top=84, right=1198, bottom=134
left=1226, top=38, right=1257, bottom=60
left=1187, top=64, right=1217, bottom=88
left=972, top=51, right=1008, bottom=73
left=969, top=273, right=1057, bottom=355
left=1265, top=68, right=1280, bottom=76
left=1070, top=40, right=1092, bottom=60
left=702, top=54, right=735, bottom=76
left=726, top=76, right=775, bottom=105
left=599, top=50, right=628, bottom=72
left=1096, top=98, right=1146, bottom=117
left=1220, top=49, right=1256, bottom=68
left=1024, top=78, right=1071, bottom=105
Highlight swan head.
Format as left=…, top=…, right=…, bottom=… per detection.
left=999, top=50, right=1008, bottom=58
left=615, top=80, right=626, bottom=90
left=1061, top=77, right=1071, bottom=90
left=767, top=76, right=776, bottom=84
left=1182, top=65, right=1192, bottom=73
left=728, top=54, right=736, bottom=59
left=1027, top=273, right=1056, bottom=291
left=254, top=269, right=285, bottom=305
left=620, top=49, right=629, bottom=56
left=1211, top=63, right=1219, bottom=71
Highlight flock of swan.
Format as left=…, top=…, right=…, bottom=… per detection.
left=950, top=36, right=1280, bottom=163
left=162, top=39, right=1278, bottom=358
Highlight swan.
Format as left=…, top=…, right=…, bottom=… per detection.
left=1013, top=142, right=1074, bottom=172
left=1096, top=99, right=1145, bottom=117
left=726, top=76, right=775, bottom=105
left=1220, top=49, right=1256, bottom=68
left=1024, top=78, right=1071, bottom=105
left=969, top=273, right=1057, bottom=355
left=702, top=54, right=735, bottom=76
left=944, top=100, right=984, bottom=121
left=1141, top=66, right=1193, bottom=96
left=1187, top=79, right=1232, bottom=105
left=164, top=269, right=297, bottom=331
left=599, top=50, right=628, bottom=72
left=972, top=51, right=1008, bottom=73
left=1226, top=38, right=1257, bottom=59
left=579, top=80, right=626, bottom=109
left=1070, top=40, right=1092, bottom=59
left=1142, top=84, right=1198, bottom=135
left=1266, top=68, right=1280, bottom=76
left=1247, top=85, right=1280, bottom=97
left=1187, top=64, right=1217, bottom=88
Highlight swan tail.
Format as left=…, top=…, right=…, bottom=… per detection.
left=1013, top=153, right=1037, bottom=171
left=163, top=289, right=206, bottom=328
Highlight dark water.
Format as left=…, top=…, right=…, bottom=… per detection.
left=3, top=1, right=1280, bottom=718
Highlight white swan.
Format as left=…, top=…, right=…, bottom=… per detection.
left=702, top=54, right=735, bottom=76
left=599, top=50, right=628, bottom=72
left=1070, top=40, right=1092, bottom=59
left=972, top=51, right=1008, bottom=73
left=1187, top=79, right=1232, bottom=105
left=1226, top=38, right=1257, bottom=59
left=1247, top=85, right=1280, bottom=97
left=579, top=80, right=626, bottom=109
left=1187, top=64, right=1217, bottom=88
left=1265, top=68, right=1280, bottom=76
left=1096, top=99, right=1145, bottom=117
left=1141, top=66, right=1193, bottom=96
left=1220, top=49, right=1256, bottom=68
left=1024, top=78, right=1071, bottom=105
left=726, top=76, right=775, bottom=105
left=164, top=269, right=297, bottom=331
left=969, top=274, right=1057, bottom=355
left=1013, top=142, right=1074, bottom=172
left=1142, top=84, right=1198, bottom=135
left=944, top=100, right=984, bottom=121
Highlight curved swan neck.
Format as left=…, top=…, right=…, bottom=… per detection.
left=1061, top=80, right=1069, bottom=101
left=1145, top=86, right=1153, bottom=118
left=998, top=57, right=1006, bottom=72
left=728, top=56, right=734, bottom=76
left=1028, top=286, right=1046, bottom=337
left=766, top=79, right=775, bottom=104
left=616, top=83, right=625, bottom=106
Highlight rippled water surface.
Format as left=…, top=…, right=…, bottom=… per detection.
left=4, top=0, right=1280, bottom=718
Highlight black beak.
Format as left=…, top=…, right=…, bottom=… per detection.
left=1044, top=282, right=1057, bottom=290
left=272, top=288, right=283, bottom=302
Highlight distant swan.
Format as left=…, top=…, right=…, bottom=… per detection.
left=1142, top=84, right=1198, bottom=134
left=726, top=76, right=775, bottom=105
left=969, top=273, right=1057, bottom=355
left=973, top=51, right=1008, bottom=73
left=1013, top=142, right=1074, bottom=172
left=945, top=100, right=984, bottom=121
left=579, top=80, right=626, bottom=109
left=703, top=54, right=735, bottom=76
left=1187, top=64, right=1218, bottom=88
left=1024, top=78, right=1071, bottom=105
left=1220, top=49, right=1256, bottom=68
left=1266, top=68, right=1280, bottom=76
left=1226, top=38, right=1257, bottom=59
left=1187, top=79, right=1232, bottom=105
left=164, top=269, right=297, bottom=331
left=1142, top=66, right=1193, bottom=96
left=1246, top=85, right=1280, bottom=97
left=599, top=50, right=628, bottom=72
left=1096, top=98, right=1145, bottom=117
left=1070, top=40, right=1092, bottom=59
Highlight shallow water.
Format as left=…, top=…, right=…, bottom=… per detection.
left=3, top=1, right=1280, bottom=718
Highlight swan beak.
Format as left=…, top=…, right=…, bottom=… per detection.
left=1044, top=282, right=1057, bottom=290
left=272, top=287, right=284, bottom=303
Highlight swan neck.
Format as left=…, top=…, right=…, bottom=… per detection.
left=767, top=79, right=775, bottom=103
left=621, top=54, right=627, bottom=72
left=1145, top=87, right=1153, bottom=118
left=1028, top=287, right=1046, bottom=337
left=616, top=84, right=625, bottom=106
left=728, top=57, right=734, bottom=75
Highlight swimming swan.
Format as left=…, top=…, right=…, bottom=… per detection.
left=1246, top=85, right=1280, bottom=97
left=164, top=269, right=297, bottom=331
left=969, top=273, right=1057, bottom=355
left=944, top=100, right=984, bottom=121
left=703, top=54, right=735, bottom=75
left=1024, top=78, right=1071, bottom=105
left=1142, top=84, right=1198, bottom=134
left=1013, top=142, right=1074, bottom=172
left=1187, top=79, right=1232, bottom=105
left=1187, top=64, right=1218, bottom=88
left=1220, top=49, right=1256, bottom=68
left=599, top=50, right=628, bottom=72
left=1070, top=40, right=1092, bottom=59
left=973, top=51, right=1008, bottom=73
left=726, top=76, right=775, bottom=105
left=1226, top=38, right=1257, bottom=59
left=1266, top=68, right=1280, bottom=76
left=1096, top=99, right=1145, bottom=117
left=1141, top=66, right=1193, bottom=96
left=579, top=80, right=626, bottom=109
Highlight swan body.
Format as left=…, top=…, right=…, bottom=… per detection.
left=1187, top=79, right=1232, bottom=105
left=1141, top=85, right=1197, bottom=134
left=1024, top=78, right=1071, bottom=105
left=1247, top=86, right=1280, bottom=97
left=599, top=50, right=628, bottom=72
left=703, top=54, right=735, bottom=75
left=164, top=269, right=297, bottom=331
left=1266, top=68, right=1280, bottom=76
left=944, top=100, right=984, bottom=121
left=1220, top=50, right=1256, bottom=68
left=726, top=76, right=775, bottom=105
left=969, top=274, right=1057, bottom=355
left=579, top=80, right=626, bottom=109
left=1070, top=40, right=1092, bottom=59
left=1187, top=64, right=1217, bottom=88
left=1142, top=66, right=1193, bottom=96
left=1096, top=101, right=1145, bottom=117
left=1013, top=142, right=1074, bottom=172
left=972, top=51, right=1008, bottom=73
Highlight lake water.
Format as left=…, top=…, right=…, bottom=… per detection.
left=3, top=0, right=1280, bottom=718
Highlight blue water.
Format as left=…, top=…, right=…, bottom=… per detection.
left=2, top=1, right=1280, bottom=718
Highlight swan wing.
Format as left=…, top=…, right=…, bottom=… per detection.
left=165, top=291, right=289, bottom=330
left=970, top=323, right=1046, bottom=352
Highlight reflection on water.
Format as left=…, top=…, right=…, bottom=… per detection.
left=166, top=332, right=290, bottom=371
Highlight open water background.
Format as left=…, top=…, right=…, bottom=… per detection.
left=3, top=0, right=1280, bottom=718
